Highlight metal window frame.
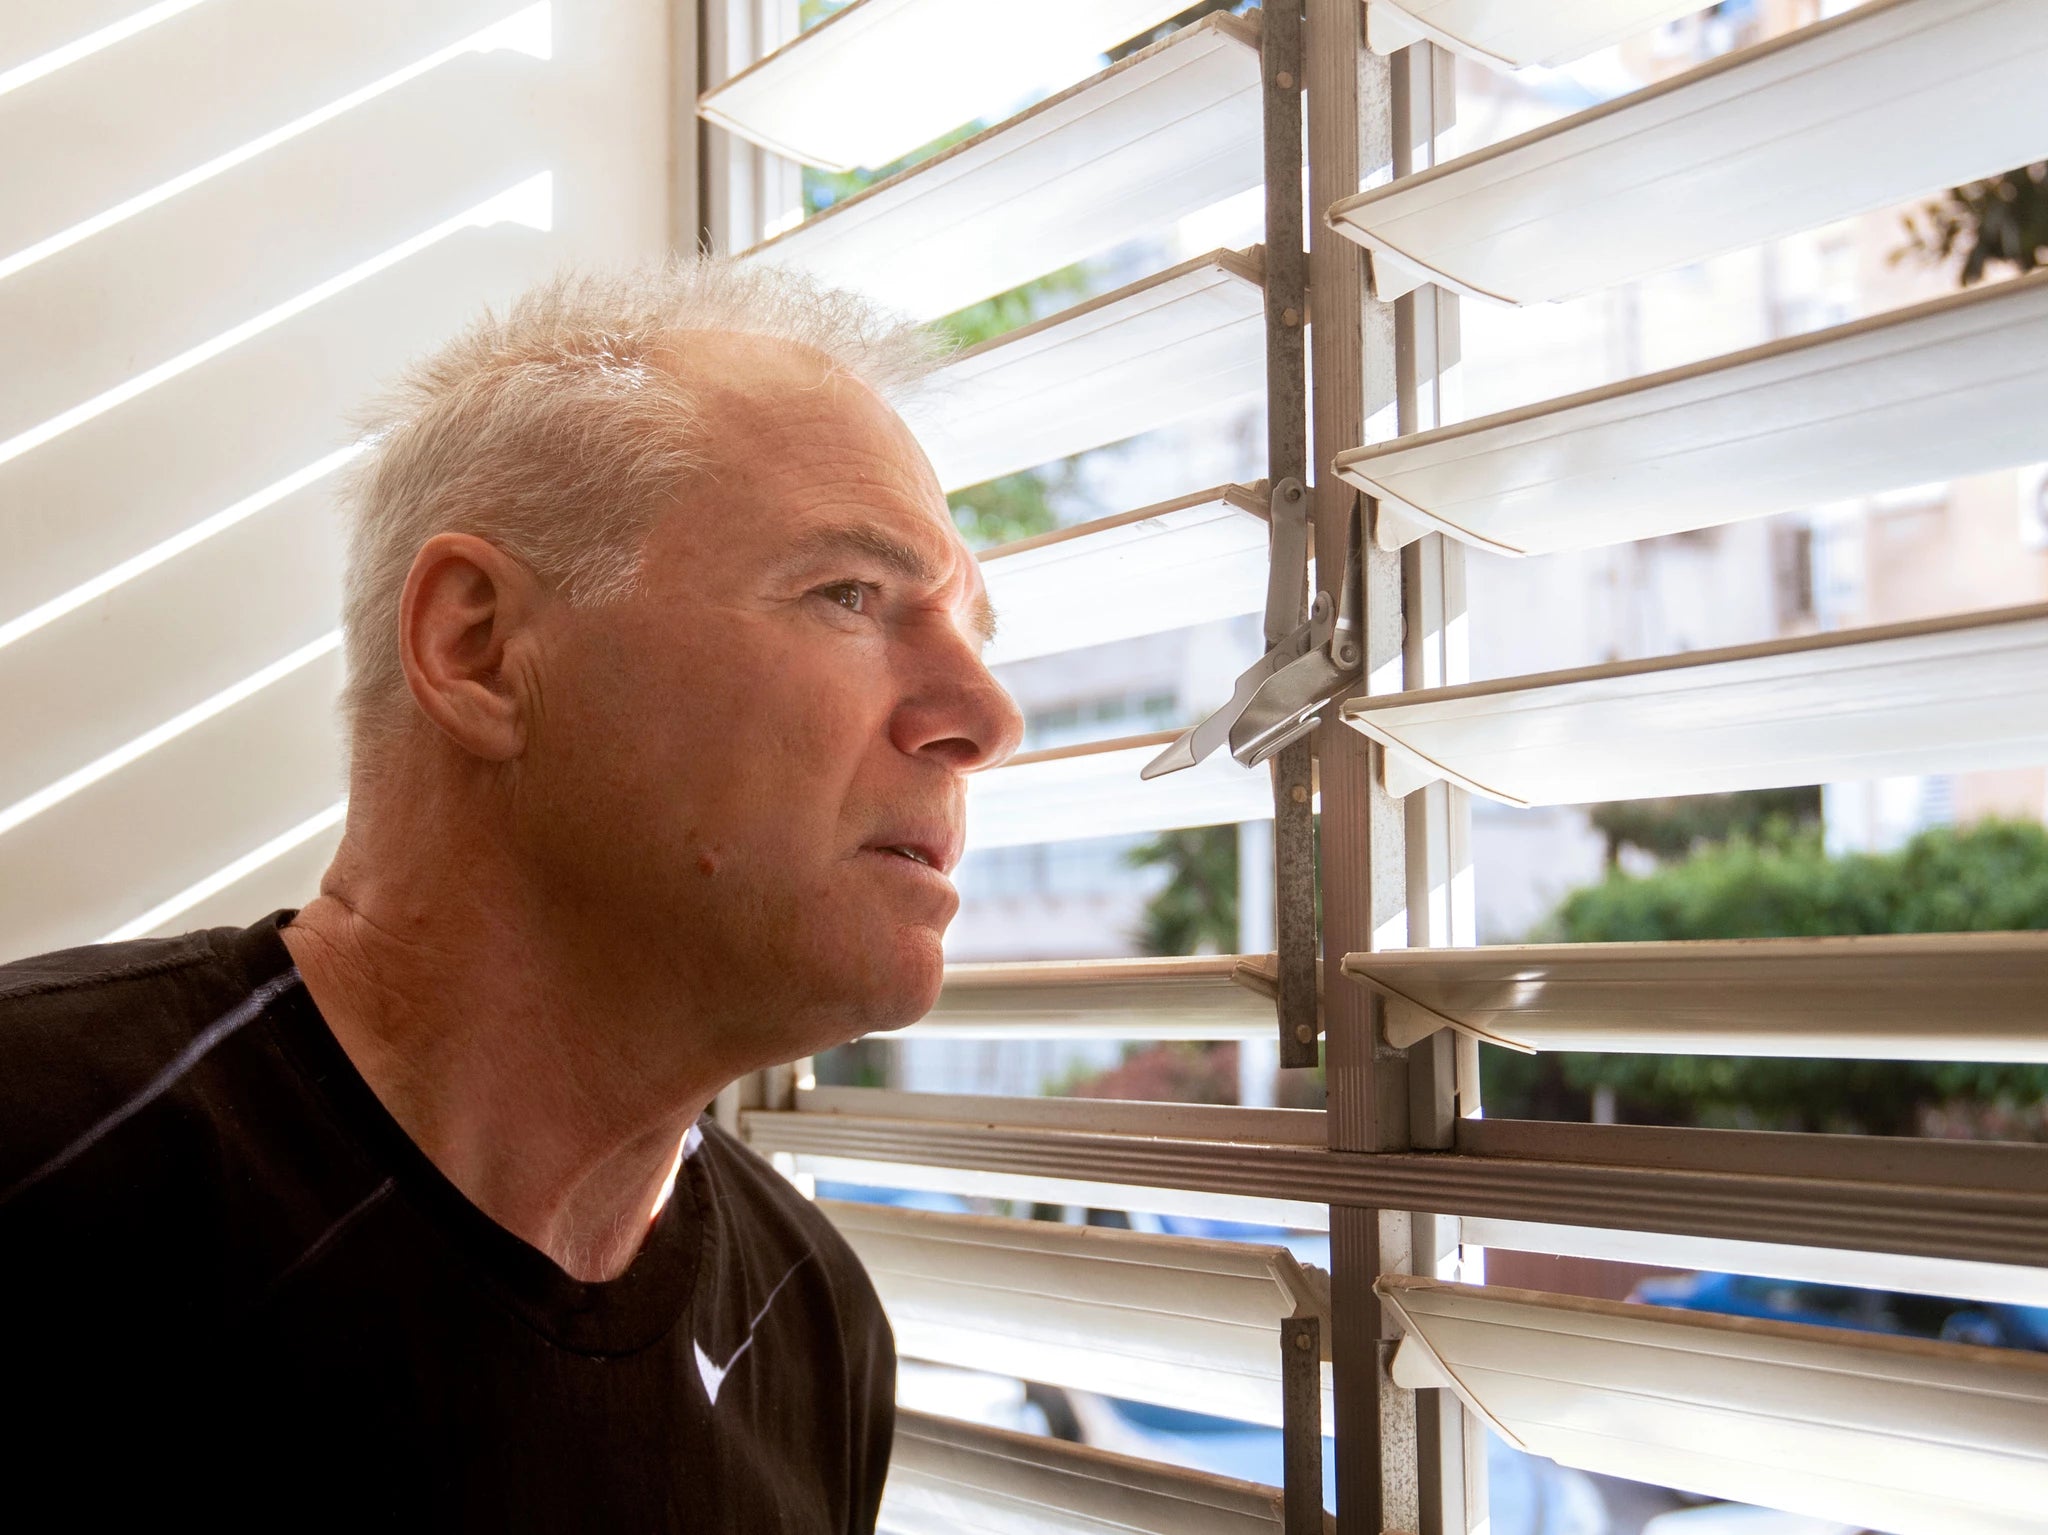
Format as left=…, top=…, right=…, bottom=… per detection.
left=691, top=5, right=2048, bottom=1533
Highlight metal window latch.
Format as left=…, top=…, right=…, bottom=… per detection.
left=1141, top=479, right=1363, bottom=780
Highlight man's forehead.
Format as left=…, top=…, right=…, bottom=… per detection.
left=665, top=331, right=882, bottom=429
left=672, top=336, right=930, bottom=482
left=651, top=331, right=986, bottom=632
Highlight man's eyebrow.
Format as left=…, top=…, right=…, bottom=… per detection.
left=783, top=524, right=940, bottom=585
left=783, top=523, right=1000, bottom=645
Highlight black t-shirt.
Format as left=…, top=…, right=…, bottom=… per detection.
left=0, top=912, right=893, bottom=1531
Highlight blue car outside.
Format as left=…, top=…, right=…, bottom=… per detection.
left=1630, top=1271, right=2048, bottom=1352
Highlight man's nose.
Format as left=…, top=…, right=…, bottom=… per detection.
left=892, top=630, right=1024, bottom=773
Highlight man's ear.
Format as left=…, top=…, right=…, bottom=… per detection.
left=397, top=532, right=546, bottom=762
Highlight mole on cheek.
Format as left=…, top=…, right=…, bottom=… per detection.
left=696, top=851, right=720, bottom=877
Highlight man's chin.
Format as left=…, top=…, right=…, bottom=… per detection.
left=755, top=904, right=947, bottom=1054
left=839, top=930, right=946, bottom=1037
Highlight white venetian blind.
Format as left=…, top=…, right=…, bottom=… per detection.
left=1318, top=1, right=2048, bottom=1530
left=701, top=3, right=1332, bottom=1530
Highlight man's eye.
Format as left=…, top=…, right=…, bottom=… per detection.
left=819, top=582, right=869, bottom=614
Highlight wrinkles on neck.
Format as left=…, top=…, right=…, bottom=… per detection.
left=280, top=826, right=721, bottom=1283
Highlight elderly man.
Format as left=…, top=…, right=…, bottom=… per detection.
left=0, top=261, right=1022, bottom=1529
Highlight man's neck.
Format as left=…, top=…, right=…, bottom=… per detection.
left=280, top=872, right=720, bottom=1283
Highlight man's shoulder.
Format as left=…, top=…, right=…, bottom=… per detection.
left=693, top=1115, right=841, bottom=1244
left=0, top=917, right=293, bottom=1196
left=0, top=926, right=218, bottom=1006
left=693, top=1117, right=884, bottom=1310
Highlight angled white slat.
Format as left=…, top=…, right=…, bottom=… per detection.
left=881, top=1410, right=1287, bottom=1535
left=1465, top=1218, right=2048, bottom=1314
left=0, top=230, right=551, bottom=631
left=1339, top=271, right=2048, bottom=556
left=1382, top=1276, right=2048, bottom=1535
left=1363, top=0, right=1707, bottom=69
left=0, top=484, right=340, bottom=814
left=800, top=1087, right=1326, bottom=1146
left=801, top=1157, right=1323, bottom=1233
left=920, top=953, right=1277, bottom=1041
left=699, top=0, right=1192, bottom=172
left=1343, top=932, right=2048, bottom=1061
left=0, top=649, right=344, bottom=965
left=980, top=485, right=1267, bottom=666
left=968, top=728, right=1274, bottom=850
left=0, top=0, right=527, bottom=271
left=827, top=1201, right=1331, bottom=1430
left=916, top=248, right=1266, bottom=492
left=0, top=51, right=548, bottom=448
left=747, top=13, right=1261, bottom=322
left=1340, top=604, right=2048, bottom=808
left=1329, top=0, right=2048, bottom=305
left=761, top=1091, right=1329, bottom=1231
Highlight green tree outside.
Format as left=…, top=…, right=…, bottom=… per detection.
left=1589, top=786, right=1819, bottom=868
left=1124, top=824, right=1240, bottom=956
left=1899, top=161, right=2048, bottom=285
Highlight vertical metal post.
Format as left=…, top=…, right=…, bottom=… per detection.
left=1305, top=3, right=1422, bottom=1531
left=1390, top=45, right=1463, bottom=1156
left=1376, top=36, right=1490, bottom=1535
left=1280, top=1314, right=1326, bottom=1535
left=1261, top=0, right=1319, bottom=1078
left=1262, top=10, right=1326, bottom=1529
left=1388, top=41, right=1481, bottom=1535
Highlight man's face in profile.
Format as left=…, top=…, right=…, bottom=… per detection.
left=517, top=335, right=1021, bottom=1064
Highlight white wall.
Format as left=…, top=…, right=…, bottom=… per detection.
left=0, top=0, right=679, bottom=959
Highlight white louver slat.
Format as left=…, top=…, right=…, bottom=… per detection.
left=826, top=1201, right=1332, bottom=1430
left=1362, top=1, right=1708, bottom=70
left=800, top=1155, right=1327, bottom=1237
left=747, top=13, right=1261, bottom=323
left=1462, top=1218, right=2048, bottom=1314
left=916, top=248, right=1266, bottom=493
left=762, top=1091, right=1331, bottom=1233
left=1338, top=270, right=2048, bottom=556
left=699, top=0, right=1193, bottom=172
left=978, top=485, right=1268, bottom=667
left=881, top=1410, right=1289, bottom=1535
left=1381, top=1276, right=2048, bottom=1535
left=920, top=954, right=1277, bottom=1041
left=1330, top=0, right=2048, bottom=305
left=1341, top=603, right=2048, bottom=807
left=968, top=729, right=1275, bottom=850
left=1342, top=932, right=2048, bottom=1060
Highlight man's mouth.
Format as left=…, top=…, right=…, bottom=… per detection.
left=862, top=818, right=962, bottom=876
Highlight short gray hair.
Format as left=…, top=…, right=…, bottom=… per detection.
left=336, top=255, right=942, bottom=759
